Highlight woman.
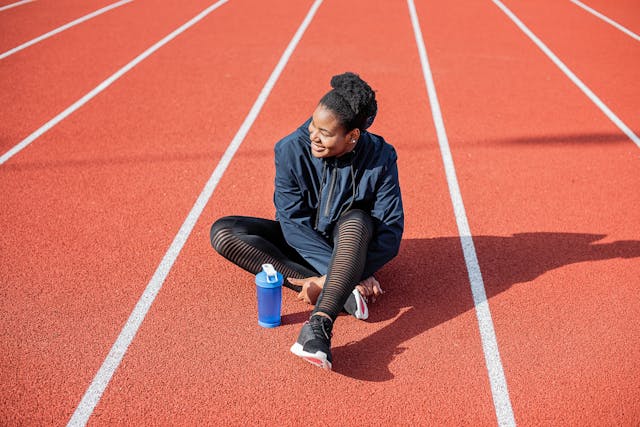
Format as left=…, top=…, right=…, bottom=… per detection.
left=210, top=72, right=403, bottom=370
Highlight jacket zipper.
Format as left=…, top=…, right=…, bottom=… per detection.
left=324, top=159, right=338, bottom=217
left=314, top=161, right=327, bottom=229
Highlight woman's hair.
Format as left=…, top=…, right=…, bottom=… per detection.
left=319, top=72, right=377, bottom=132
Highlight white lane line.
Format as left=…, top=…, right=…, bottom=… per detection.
left=66, top=1, right=323, bottom=425
left=492, top=0, right=640, bottom=150
left=406, top=1, right=517, bottom=426
left=569, top=0, right=640, bottom=42
left=0, top=0, right=34, bottom=12
left=0, top=0, right=228, bottom=167
left=0, top=0, right=133, bottom=60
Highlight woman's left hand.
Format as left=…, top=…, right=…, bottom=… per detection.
left=355, top=276, right=384, bottom=303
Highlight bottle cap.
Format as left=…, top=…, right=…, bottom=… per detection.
left=262, top=264, right=279, bottom=283
left=256, top=264, right=282, bottom=289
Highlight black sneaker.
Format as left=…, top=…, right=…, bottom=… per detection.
left=290, top=315, right=333, bottom=370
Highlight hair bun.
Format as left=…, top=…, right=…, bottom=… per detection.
left=330, top=72, right=366, bottom=91
left=327, top=72, right=377, bottom=130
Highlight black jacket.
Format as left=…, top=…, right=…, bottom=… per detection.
left=274, top=119, right=404, bottom=279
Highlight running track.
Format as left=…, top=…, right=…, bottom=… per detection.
left=1, top=0, right=638, bottom=425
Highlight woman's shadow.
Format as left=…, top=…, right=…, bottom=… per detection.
left=329, top=232, right=640, bottom=381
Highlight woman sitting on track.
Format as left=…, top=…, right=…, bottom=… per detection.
left=210, top=72, right=404, bottom=371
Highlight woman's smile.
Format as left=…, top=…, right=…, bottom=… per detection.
left=311, top=141, right=326, bottom=153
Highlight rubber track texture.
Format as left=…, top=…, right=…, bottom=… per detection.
left=413, top=0, right=640, bottom=423
left=0, top=0, right=314, bottom=423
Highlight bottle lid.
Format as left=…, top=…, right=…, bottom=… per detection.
left=255, top=264, right=282, bottom=288
left=262, top=264, right=278, bottom=283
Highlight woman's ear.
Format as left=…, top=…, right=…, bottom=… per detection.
left=350, top=129, right=361, bottom=143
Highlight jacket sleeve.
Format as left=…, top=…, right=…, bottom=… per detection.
left=274, top=142, right=334, bottom=275
left=362, top=150, right=404, bottom=279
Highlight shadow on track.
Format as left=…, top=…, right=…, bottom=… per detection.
left=331, top=232, right=640, bottom=381
left=0, top=148, right=275, bottom=171
left=496, top=132, right=640, bottom=145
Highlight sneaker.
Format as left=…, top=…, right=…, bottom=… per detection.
left=343, top=288, right=369, bottom=320
left=290, top=315, right=333, bottom=370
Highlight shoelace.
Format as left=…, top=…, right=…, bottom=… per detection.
left=310, top=317, right=333, bottom=340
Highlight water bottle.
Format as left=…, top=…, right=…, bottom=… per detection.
left=255, top=264, right=283, bottom=328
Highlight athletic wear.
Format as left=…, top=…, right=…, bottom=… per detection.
left=211, top=216, right=316, bottom=291
left=211, top=116, right=403, bottom=368
left=210, top=215, right=369, bottom=319
left=274, top=118, right=403, bottom=280
left=311, top=209, right=373, bottom=321
left=290, top=315, right=333, bottom=370
left=344, top=288, right=369, bottom=320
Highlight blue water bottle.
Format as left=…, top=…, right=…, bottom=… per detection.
left=255, top=264, right=283, bottom=328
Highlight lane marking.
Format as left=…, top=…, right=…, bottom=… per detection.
left=406, top=1, right=517, bottom=425
left=569, top=0, right=640, bottom=42
left=492, top=0, right=640, bottom=149
left=0, top=0, right=134, bottom=60
left=66, top=1, right=323, bottom=425
left=0, top=0, right=34, bottom=12
left=0, top=0, right=228, bottom=166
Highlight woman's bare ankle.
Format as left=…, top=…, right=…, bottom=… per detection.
left=311, top=312, right=332, bottom=322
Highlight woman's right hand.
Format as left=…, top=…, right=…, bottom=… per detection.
left=290, top=275, right=326, bottom=305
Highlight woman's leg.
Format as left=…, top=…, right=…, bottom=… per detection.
left=290, top=209, right=374, bottom=370
left=312, top=209, right=374, bottom=320
left=210, top=216, right=318, bottom=291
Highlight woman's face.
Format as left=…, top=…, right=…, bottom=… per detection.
left=308, top=104, right=358, bottom=158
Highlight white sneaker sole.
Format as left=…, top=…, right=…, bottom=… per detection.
left=290, top=342, right=332, bottom=371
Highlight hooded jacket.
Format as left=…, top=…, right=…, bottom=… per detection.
left=274, top=118, right=403, bottom=279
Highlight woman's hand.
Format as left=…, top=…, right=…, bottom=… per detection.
left=355, top=276, right=384, bottom=303
left=290, top=275, right=326, bottom=305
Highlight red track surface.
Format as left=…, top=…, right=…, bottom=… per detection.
left=1, top=0, right=638, bottom=425
left=0, top=0, right=117, bottom=51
